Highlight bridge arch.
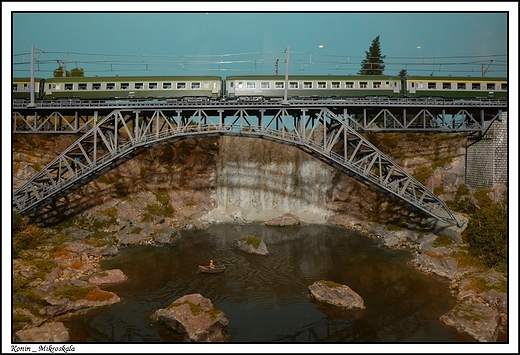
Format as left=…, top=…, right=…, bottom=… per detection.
left=12, top=106, right=462, bottom=227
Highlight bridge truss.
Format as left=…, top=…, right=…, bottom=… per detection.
left=12, top=101, right=479, bottom=227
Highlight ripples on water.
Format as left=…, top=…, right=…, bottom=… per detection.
left=62, top=223, right=475, bottom=343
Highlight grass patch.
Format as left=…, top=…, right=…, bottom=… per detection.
left=433, top=235, right=456, bottom=248
left=101, top=206, right=118, bottom=218
left=318, top=280, right=343, bottom=288
left=168, top=300, right=223, bottom=321
left=155, top=189, right=170, bottom=205
left=237, top=235, right=262, bottom=248
left=146, top=203, right=175, bottom=218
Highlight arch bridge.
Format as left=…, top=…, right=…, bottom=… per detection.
left=13, top=100, right=507, bottom=227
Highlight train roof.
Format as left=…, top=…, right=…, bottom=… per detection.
left=405, top=75, right=507, bottom=82
left=224, top=75, right=402, bottom=81
left=44, top=75, right=222, bottom=82
left=13, top=77, right=45, bottom=82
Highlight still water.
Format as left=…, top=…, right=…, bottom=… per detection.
left=62, top=223, right=474, bottom=343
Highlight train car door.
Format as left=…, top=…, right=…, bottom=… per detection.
left=408, top=81, right=416, bottom=95
left=227, top=80, right=235, bottom=98
left=393, top=81, right=400, bottom=94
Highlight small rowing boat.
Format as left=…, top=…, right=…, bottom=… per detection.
left=199, top=264, right=226, bottom=274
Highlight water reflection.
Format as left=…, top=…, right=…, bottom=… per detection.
left=62, top=223, right=474, bottom=343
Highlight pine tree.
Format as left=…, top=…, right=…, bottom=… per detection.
left=358, top=35, right=386, bottom=75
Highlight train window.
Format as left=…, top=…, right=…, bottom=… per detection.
left=500, top=83, right=507, bottom=90
left=13, top=84, right=18, bottom=91
left=457, top=83, right=466, bottom=90
left=246, top=82, right=256, bottom=89
left=107, top=83, right=115, bottom=90
left=303, top=82, right=312, bottom=89
left=149, top=83, right=158, bottom=90
left=78, top=84, right=87, bottom=90
left=135, top=83, right=144, bottom=90
left=163, top=82, right=172, bottom=89
left=318, top=82, right=326, bottom=89
left=428, top=82, right=436, bottom=89
left=331, top=82, right=340, bottom=89
left=345, top=82, right=354, bottom=88
left=360, top=82, right=368, bottom=89
left=237, top=82, right=243, bottom=89
left=486, top=83, right=495, bottom=90
left=373, top=82, right=381, bottom=89
left=191, top=82, right=201, bottom=89
left=177, top=82, right=186, bottom=89
left=65, top=84, right=74, bottom=91
left=275, top=82, right=284, bottom=89
left=93, top=83, right=101, bottom=90
left=442, top=83, right=451, bottom=90
left=261, top=82, right=270, bottom=89
left=289, top=82, right=299, bottom=89
left=472, top=83, right=480, bottom=90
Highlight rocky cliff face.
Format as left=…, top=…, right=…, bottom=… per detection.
left=13, top=132, right=467, bottom=229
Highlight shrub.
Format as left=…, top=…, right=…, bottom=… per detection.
left=462, top=193, right=507, bottom=269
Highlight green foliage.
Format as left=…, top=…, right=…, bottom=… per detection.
left=462, top=196, right=507, bottom=269
left=318, top=280, right=343, bottom=288
left=70, top=67, right=85, bottom=77
left=155, top=189, right=170, bottom=205
left=54, top=285, right=96, bottom=301
left=398, top=69, right=408, bottom=78
left=53, top=66, right=84, bottom=77
left=13, top=213, right=48, bottom=258
left=413, top=166, right=433, bottom=186
left=146, top=203, right=175, bottom=218
left=433, top=235, right=455, bottom=248
left=358, top=35, right=386, bottom=75
left=238, top=235, right=262, bottom=248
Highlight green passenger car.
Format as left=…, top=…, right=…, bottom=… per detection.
left=405, top=76, right=507, bottom=99
left=43, top=76, right=223, bottom=100
left=225, top=75, right=402, bottom=100
left=13, top=77, right=45, bottom=100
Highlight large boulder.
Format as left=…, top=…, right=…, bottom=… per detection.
left=39, top=280, right=120, bottom=317
left=265, top=213, right=301, bottom=226
left=150, top=293, right=228, bottom=342
left=440, top=302, right=500, bottom=342
left=233, top=236, right=268, bottom=255
left=308, top=280, right=365, bottom=310
left=14, top=322, right=70, bottom=342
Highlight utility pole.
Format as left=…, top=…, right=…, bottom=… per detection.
left=283, top=45, right=290, bottom=104
left=29, top=46, right=35, bottom=107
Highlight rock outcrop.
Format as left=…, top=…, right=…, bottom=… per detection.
left=88, top=269, right=128, bottom=286
left=440, top=302, right=500, bottom=342
left=150, top=293, right=228, bottom=342
left=265, top=213, right=301, bottom=226
left=38, top=280, right=120, bottom=317
left=233, top=235, right=268, bottom=255
left=14, top=322, right=70, bottom=342
left=308, top=280, right=365, bottom=310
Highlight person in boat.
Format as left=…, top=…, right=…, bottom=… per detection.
left=209, top=260, right=215, bottom=269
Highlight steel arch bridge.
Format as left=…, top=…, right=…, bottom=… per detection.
left=12, top=103, right=464, bottom=227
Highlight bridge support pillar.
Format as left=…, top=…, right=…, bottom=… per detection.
left=465, top=112, right=508, bottom=189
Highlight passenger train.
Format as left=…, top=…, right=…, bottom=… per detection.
left=12, top=74, right=507, bottom=103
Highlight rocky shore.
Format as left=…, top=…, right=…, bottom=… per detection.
left=12, top=211, right=507, bottom=343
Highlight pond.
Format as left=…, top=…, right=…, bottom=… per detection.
left=61, top=223, right=474, bottom=346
